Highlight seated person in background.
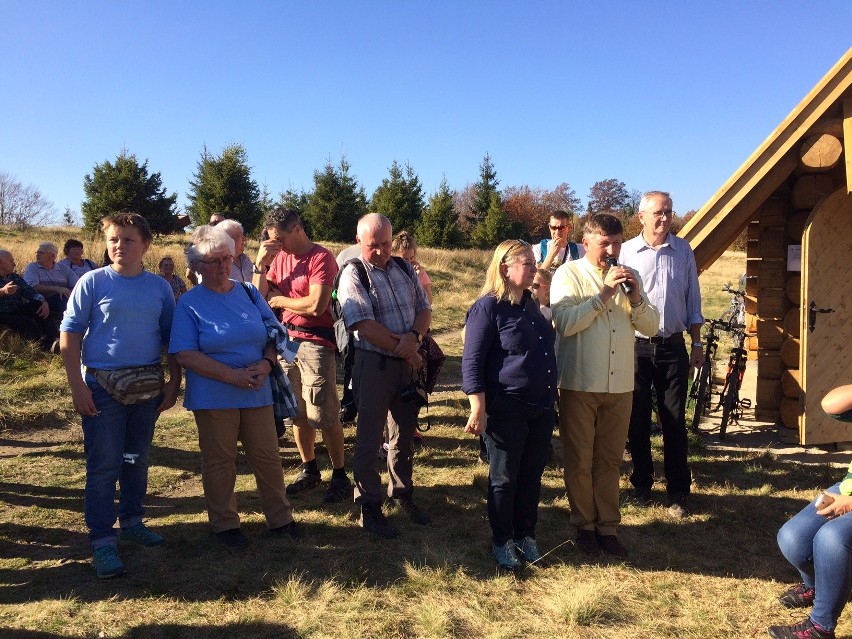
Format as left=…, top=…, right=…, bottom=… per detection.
left=23, top=242, right=79, bottom=319
left=157, top=256, right=187, bottom=301
left=58, top=239, right=99, bottom=277
left=0, top=249, right=59, bottom=351
left=531, top=268, right=552, bottom=321
left=392, top=231, right=432, bottom=304
left=767, top=384, right=852, bottom=639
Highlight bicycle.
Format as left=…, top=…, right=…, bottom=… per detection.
left=688, top=319, right=726, bottom=432
left=717, top=324, right=751, bottom=440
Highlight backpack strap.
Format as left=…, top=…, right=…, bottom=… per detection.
left=568, top=242, right=579, bottom=261
left=539, top=238, right=549, bottom=262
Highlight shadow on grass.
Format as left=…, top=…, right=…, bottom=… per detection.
left=0, top=621, right=303, bottom=638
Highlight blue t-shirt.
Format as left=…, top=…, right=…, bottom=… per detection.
left=169, top=282, right=275, bottom=411
left=60, top=267, right=175, bottom=369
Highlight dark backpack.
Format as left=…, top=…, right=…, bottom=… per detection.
left=331, top=256, right=415, bottom=360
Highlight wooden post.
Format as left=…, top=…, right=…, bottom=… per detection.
left=844, top=97, right=852, bottom=194
left=798, top=133, right=843, bottom=171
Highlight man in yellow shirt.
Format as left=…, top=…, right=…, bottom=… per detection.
left=551, top=213, right=659, bottom=558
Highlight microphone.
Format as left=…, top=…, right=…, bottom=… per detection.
left=605, top=257, right=632, bottom=295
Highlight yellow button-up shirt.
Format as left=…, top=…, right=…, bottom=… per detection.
left=551, top=257, right=660, bottom=393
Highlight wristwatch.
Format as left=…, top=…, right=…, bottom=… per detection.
left=252, top=264, right=266, bottom=275
left=410, top=329, right=423, bottom=343
left=691, top=343, right=703, bottom=349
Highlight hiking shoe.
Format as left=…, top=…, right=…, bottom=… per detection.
left=667, top=494, right=692, bottom=519
left=339, top=404, right=357, bottom=423
left=575, top=529, right=599, bottom=556
left=285, top=468, right=321, bottom=495
left=596, top=534, right=628, bottom=558
left=323, top=474, right=352, bottom=503
left=216, top=528, right=250, bottom=549
left=120, top=522, right=165, bottom=547
left=515, top=536, right=542, bottom=564
left=92, top=545, right=126, bottom=579
left=359, top=504, right=399, bottom=538
left=779, top=583, right=816, bottom=609
left=492, top=539, right=521, bottom=571
left=270, top=520, right=306, bottom=539
left=393, top=496, right=431, bottom=525
left=631, top=486, right=652, bottom=507
left=768, top=618, right=835, bottom=639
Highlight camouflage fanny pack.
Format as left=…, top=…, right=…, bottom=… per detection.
left=91, top=365, right=165, bottom=405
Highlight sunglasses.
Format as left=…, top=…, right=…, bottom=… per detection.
left=549, top=224, right=568, bottom=231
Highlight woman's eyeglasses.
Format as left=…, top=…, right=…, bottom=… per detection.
left=198, top=256, right=234, bottom=266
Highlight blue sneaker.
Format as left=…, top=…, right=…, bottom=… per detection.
left=515, top=536, right=542, bottom=564
left=492, top=540, right=521, bottom=571
left=120, top=522, right=165, bottom=547
left=92, top=545, right=126, bottom=579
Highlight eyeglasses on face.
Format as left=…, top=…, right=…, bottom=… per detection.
left=649, top=210, right=672, bottom=219
left=549, top=224, right=568, bottom=231
left=198, top=255, right=234, bottom=266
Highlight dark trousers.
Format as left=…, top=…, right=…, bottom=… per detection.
left=0, top=301, right=59, bottom=349
left=627, top=341, right=692, bottom=496
left=483, top=393, right=554, bottom=545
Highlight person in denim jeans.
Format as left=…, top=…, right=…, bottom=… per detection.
left=768, top=385, right=852, bottom=639
left=462, top=240, right=557, bottom=571
left=60, top=213, right=181, bottom=579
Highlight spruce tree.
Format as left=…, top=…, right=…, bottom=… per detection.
left=369, top=161, right=424, bottom=233
left=303, top=157, right=367, bottom=242
left=186, top=143, right=263, bottom=234
left=81, top=151, right=178, bottom=234
left=417, top=178, right=464, bottom=248
left=470, top=192, right=524, bottom=249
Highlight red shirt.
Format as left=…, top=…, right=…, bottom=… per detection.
left=267, top=244, right=337, bottom=349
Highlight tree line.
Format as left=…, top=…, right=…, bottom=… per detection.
left=3, top=146, right=697, bottom=247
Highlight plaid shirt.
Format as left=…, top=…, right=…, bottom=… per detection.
left=0, top=273, right=45, bottom=313
left=338, top=257, right=430, bottom=356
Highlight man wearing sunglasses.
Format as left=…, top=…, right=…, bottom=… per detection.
left=533, top=210, right=584, bottom=273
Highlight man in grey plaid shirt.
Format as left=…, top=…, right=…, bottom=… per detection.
left=338, top=213, right=432, bottom=538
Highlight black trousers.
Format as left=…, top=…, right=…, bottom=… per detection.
left=627, top=341, right=692, bottom=497
left=0, top=301, right=59, bottom=349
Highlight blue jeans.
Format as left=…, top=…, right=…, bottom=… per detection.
left=777, top=482, right=852, bottom=631
left=82, top=373, right=159, bottom=549
left=483, top=393, right=554, bottom=546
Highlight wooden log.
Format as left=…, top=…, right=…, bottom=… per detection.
left=746, top=258, right=760, bottom=279
left=747, top=238, right=761, bottom=260
left=782, top=368, right=803, bottom=399
left=784, top=308, right=801, bottom=338
left=745, top=335, right=759, bottom=352
left=758, top=228, right=788, bottom=259
left=744, top=312, right=758, bottom=334
left=781, top=397, right=802, bottom=430
left=747, top=222, right=760, bottom=241
left=757, top=319, right=786, bottom=350
left=845, top=97, right=852, bottom=195
left=787, top=211, right=809, bottom=240
left=758, top=260, right=787, bottom=288
left=756, top=197, right=791, bottom=227
left=798, top=133, right=843, bottom=171
left=778, top=424, right=800, bottom=444
left=748, top=348, right=757, bottom=362
left=758, top=290, right=790, bottom=318
left=757, top=377, right=783, bottom=408
left=791, top=174, right=835, bottom=209
left=745, top=295, right=757, bottom=315
left=781, top=337, right=801, bottom=369
left=786, top=275, right=801, bottom=305
left=746, top=276, right=758, bottom=297
left=758, top=349, right=783, bottom=379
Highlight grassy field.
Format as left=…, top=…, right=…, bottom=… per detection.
left=1, top=229, right=846, bottom=638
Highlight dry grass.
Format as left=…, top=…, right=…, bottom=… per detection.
left=2, top=230, right=848, bottom=638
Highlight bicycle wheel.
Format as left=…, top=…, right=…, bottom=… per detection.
left=718, top=370, right=741, bottom=440
left=690, top=361, right=712, bottom=432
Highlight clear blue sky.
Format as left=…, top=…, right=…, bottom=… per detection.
left=2, top=1, right=850, bottom=222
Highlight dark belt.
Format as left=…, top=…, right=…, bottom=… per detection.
left=635, top=332, right=684, bottom=345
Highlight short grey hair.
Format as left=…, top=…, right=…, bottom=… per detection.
left=186, top=226, right=235, bottom=266
left=217, top=219, right=244, bottom=238
left=37, top=242, right=59, bottom=257
left=639, top=191, right=672, bottom=213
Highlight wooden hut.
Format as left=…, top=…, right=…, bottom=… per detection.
left=681, top=47, right=852, bottom=446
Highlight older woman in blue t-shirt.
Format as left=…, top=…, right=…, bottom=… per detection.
left=462, top=239, right=558, bottom=571
left=170, top=225, right=303, bottom=549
